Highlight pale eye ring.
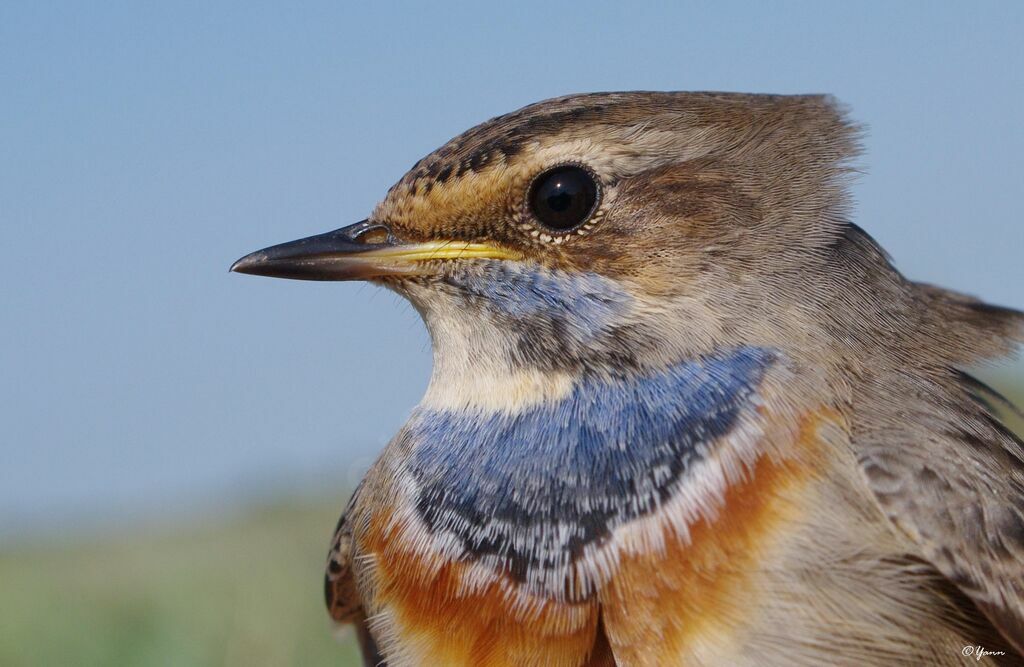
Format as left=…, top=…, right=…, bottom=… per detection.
left=527, top=165, right=600, bottom=232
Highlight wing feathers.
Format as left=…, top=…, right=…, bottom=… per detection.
left=858, top=370, right=1024, bottom=656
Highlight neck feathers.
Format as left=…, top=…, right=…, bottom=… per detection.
left=399, top=346, right=777, bottom=585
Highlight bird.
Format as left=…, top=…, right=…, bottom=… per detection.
left=231, top=92, right=1024, bottom=666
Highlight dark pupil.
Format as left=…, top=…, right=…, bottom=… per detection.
left=530, top=166, right=597, bottom=231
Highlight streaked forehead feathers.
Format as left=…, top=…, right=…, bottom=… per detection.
left=372, top=93, right=728, bottom=234
left=370, top=91, right=853, bottom=239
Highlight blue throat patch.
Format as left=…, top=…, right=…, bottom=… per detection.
left=403, top=346, right=777, bottom=577
left=457, top=263, right=628, bottom=326
left=447, top=262, right=632, bottom=346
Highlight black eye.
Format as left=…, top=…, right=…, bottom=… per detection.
left=528, top=165, right=599, bottom=232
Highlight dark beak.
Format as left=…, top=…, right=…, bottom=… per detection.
left=230, top=220, right=519, bottom=281
left=230, top=220, right=403, bottom=281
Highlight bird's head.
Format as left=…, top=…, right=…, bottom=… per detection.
left=233, top=92, right=865, bottom=401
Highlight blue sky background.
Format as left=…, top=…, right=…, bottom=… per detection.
left=2, top=2, right=1022, bottom=537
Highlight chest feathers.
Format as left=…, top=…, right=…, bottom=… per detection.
left=398, top=346, right=776, bottom=590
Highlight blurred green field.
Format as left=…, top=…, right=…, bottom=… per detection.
left=983, top=367, right=1024, bottom=436
left=1, top=371, right=1020, bottom=667
left=0, top=498, right=362, bottom=667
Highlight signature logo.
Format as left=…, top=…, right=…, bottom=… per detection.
left=962, top=645, right=1006, bottom=661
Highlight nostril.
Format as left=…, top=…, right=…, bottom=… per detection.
left=344, top=220, right=395, bottom=246
left=357, top=226, right=393, bottom=246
